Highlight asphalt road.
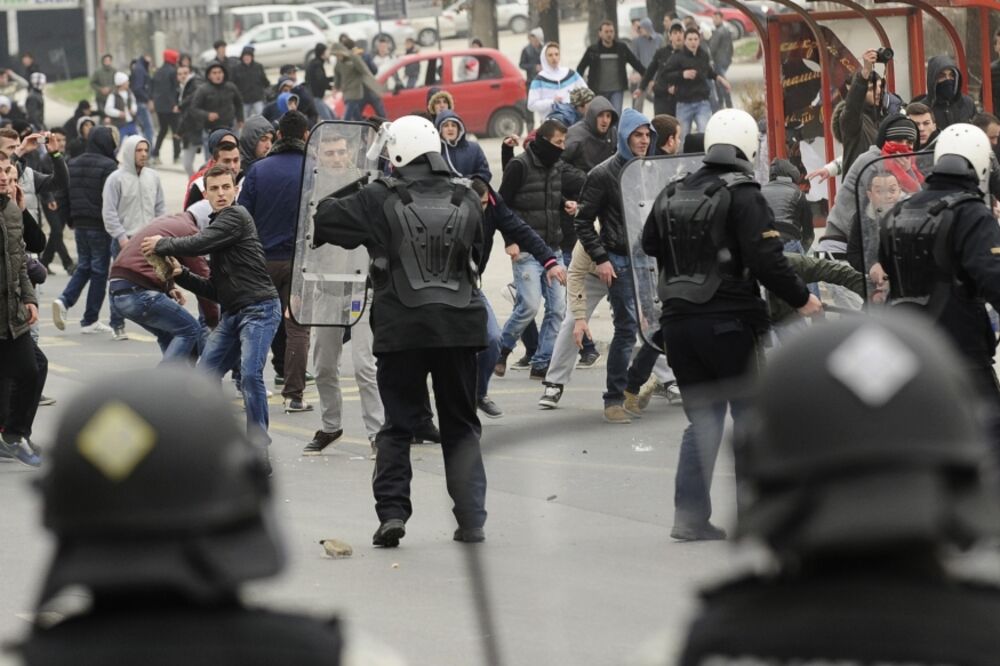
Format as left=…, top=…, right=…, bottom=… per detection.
left=0, top=165, right=742, bottom=664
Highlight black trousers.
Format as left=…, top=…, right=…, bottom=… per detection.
left=0, top=333, right=43, bottom=440
left=625, top=329, right=665, bottom=394
left=153, top=112, right=181, bottom=159
left=373, top=347, right=487, bottom=528
left=41, top=207, right=73, bottom=269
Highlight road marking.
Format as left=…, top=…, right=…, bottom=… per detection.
left=38, top=336, right=79, bottom=348
left=47, top=362, right=78, bottom=374
left=123, top=333, right=158, bottom=343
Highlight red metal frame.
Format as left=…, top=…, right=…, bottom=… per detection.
left=804, top=0, right=895, bottom=89
left=766, top=0, right=840, bottom=202
left=873, top=0, right=968, bottom=94
left=717, top=0, right=773, bottom=154
left=935, top=0, right=999, bottom=112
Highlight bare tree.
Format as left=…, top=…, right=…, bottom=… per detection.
left=469, top=0, right=499, bottom=48
left=531, top=0, right=560, bottom=44
left=647, top=0, right=677, bottom=33
left=586, top=0, right=617, bottom=44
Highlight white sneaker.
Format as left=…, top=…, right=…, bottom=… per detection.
left=52, top=299, right=67, bottom=331
left=81, top=321, right=113, bottom=335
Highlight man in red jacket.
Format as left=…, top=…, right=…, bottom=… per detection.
left=108, top=212, right=217, bottom=363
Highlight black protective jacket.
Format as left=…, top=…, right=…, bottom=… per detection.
left=313, top=160, right=487, bottom=354
left=305, top=57, right=333, bottom=99
left=912, top=55, right=976, bottom=130
left=155, top=204, right=279, bottom=314
left=642, top=163, right=809, bottom=329
left=66, top=126, right=118, bottom=230
left=878, top=174, right=1000, bottom=368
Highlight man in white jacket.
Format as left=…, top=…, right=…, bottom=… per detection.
left=102, top=135, right=165, bottom=340
left=527, top=42, right=586, bottom=122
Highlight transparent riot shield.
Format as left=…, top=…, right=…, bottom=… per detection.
left=619, top=154, right=706, bottom=351
left=853, top=151, right=934, bottom=305
left=290, top=121, right=378, bottom=327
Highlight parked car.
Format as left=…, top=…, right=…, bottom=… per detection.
left=409, top=14, right=459, bottom=46
left=680, top=0, right=757, bottom=37
left=444, top=0, right=531, bottom=36
left=308, top=0, right=352, bottom=14
left=331, top=48, right=527, bottom=137
left=201, top=21, right=326, bottom=69
left=223, top=4, right=338, bottom=42
left=325, top=7, right=416, bottom=52
left=617, top=0, right=715, bottom=43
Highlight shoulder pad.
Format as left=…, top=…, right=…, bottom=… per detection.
left=372, top=173, right=399, bottom=190
left=719, top=172, right=759, bottom=190
left=450, top=176, right=473, bottom=188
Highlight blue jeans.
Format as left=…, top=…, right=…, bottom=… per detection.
left=112, top=288, right=203, bottom=363
left=135, top=104, right=155, bottom=145
left=599, top=90, right=624, bottom=116
left=345, top=89, right=387, bottom=121
left=199, top=298, right=281, bottom=446
left=604, top=252, right=638, bottom=406
left=676, top=100, right=712, bottom=141
left=476, top=292, right=502, bottom=400
left=500, top=253, right=566, bottom=369
left=108, top=241, right=124, bottom=330
left=119, top=122, right=139, bottom=140
left=243, top=101, right=264, bottom=119
left=60, top=228, right=111, bottom=326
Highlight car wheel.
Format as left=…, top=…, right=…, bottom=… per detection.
left=375, top=32, right=396, bottom=52
left=727, top=19, right=745, bottom=39
left=508, top=15, right=529, bottom=33
left=418, top=27, right=438, bottom=46
left=488, top=108, right=524, bottom=138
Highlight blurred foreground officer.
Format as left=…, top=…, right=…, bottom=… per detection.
left=3, top=368, right=404, bottom=665
left=641, top=109, right=821, bottom=541
left=677, top=313, right=1000, bottom=665
left=873, top=123, right=1000, bottom=410
left=312, top=116, right=488, bottom=547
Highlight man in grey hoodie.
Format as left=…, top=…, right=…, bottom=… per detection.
left=102, top=135, right=166, bottom=340
left=629, top=19, right=662, bottom=113
left=563, top=95, right=619, bottom=177
left=237, top=115, right=275, bottom=172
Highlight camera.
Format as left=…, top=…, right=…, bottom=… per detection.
left=39, top=136, right=48, bottom=145
left=875, top=47, right=894, bottom=64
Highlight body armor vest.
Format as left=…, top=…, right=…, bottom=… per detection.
left=881, top=193, right=979, bottom=310
left=379, top=177, right=478, bottom=308
left=760, top=177, right=803, bottom=242
left=654, top=172, right=753, bottom=304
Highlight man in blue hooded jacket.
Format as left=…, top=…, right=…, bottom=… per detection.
left=573, top=108, right=655, bottom=424
left=435, top=110, right=491, bottom=182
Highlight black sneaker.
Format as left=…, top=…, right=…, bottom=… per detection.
left=302, top=429, right=343, bottom=455
left=38, top=395, right=56, bottom=407
left=529, top=365, right=548, bottom=381
left=670, top=522, right=727, bottom=542
left=373, top=518, right=406, bottom=547
left=577, top=351, right=601, bottom=368
left=510, top=354, right=532, bottom=370
left=412, top=423, right=441, bottom=444
left=538, top=383, right=563, bottom=409
left=477, top=396, right=504, bottom=419
left=0, top=436, right=41, bottom=468
left=453, top=526, right=485, bottom=543
left=493, top=348, right=512, bottom=377
left=283, top=398, right=313, bottom=413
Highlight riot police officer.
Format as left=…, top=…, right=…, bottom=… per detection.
left=4, top=368, right=353, bottom=665
left=641, top=108, right=822, bottom=541
left=873, top=123, right=1000, bottom=409
left=678, top=313, right=1000, bottom=665
left=312, top=116, right=489, bottom=547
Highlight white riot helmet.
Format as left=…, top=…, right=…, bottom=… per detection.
left=704, top=109, right=759, bottom=162
left=933, top=123, right=991, bottom=193
left=383, top=115, right=440, bottom=168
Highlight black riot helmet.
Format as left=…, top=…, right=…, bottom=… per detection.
left=36, top=368, right=283, bottom=606
left=736, top=311, right=1000, bottom=556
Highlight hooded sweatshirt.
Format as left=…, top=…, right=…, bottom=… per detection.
left=67, top=126, right=120, bottom=229
left=102, top=135, right=166, bottom=242
left=191, top=62, right=245, bottom=131
left=913, top=55, right=975, bottom=130
left=527, top=43, right=586, bottom=116
left=574, top=108, right=657, bottom=262
left=629, top=19, right=663, bottom=69
left=435, top=110, right=492, bottom=182
left=238, top=115, right=275, bottom=170
left=563, top=95, right=619, bottom=173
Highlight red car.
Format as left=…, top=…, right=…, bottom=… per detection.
left=331, top=48, right=528, bottom=137
left=679, top=0, right=757, bottom=37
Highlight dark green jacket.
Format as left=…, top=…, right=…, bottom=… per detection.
left=768, top=252, right=863, bottom=324
left=0, top=197, right=37, bottom=340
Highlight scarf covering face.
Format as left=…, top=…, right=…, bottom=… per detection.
left=539, top=42, right=569, bottom=82
left=881, top=141, right=925, bottom=192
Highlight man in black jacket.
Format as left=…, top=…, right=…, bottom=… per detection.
left=664, top=28, right=731, bottom=141
left=305, top=44, right=333, bottom=103
left=312, top=116, right=489, bottom=547
left=232, top=46, right=269, bottom=120
left=151, top=49, right=180, bottom=165
left=52, top=126, right=118, bottom=335
left=574, top=108, right=655, bottom=423
left=637, top=21, right=684, bottom=116
left=191, top=62, right=244, bottom=156
left=642, top=109, right=820, bottom=540
left=142, top=165, right=281, bottom=463
left=912, top=55, right=976, bottom=130
left=576, top=21, right=646, bottom=116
